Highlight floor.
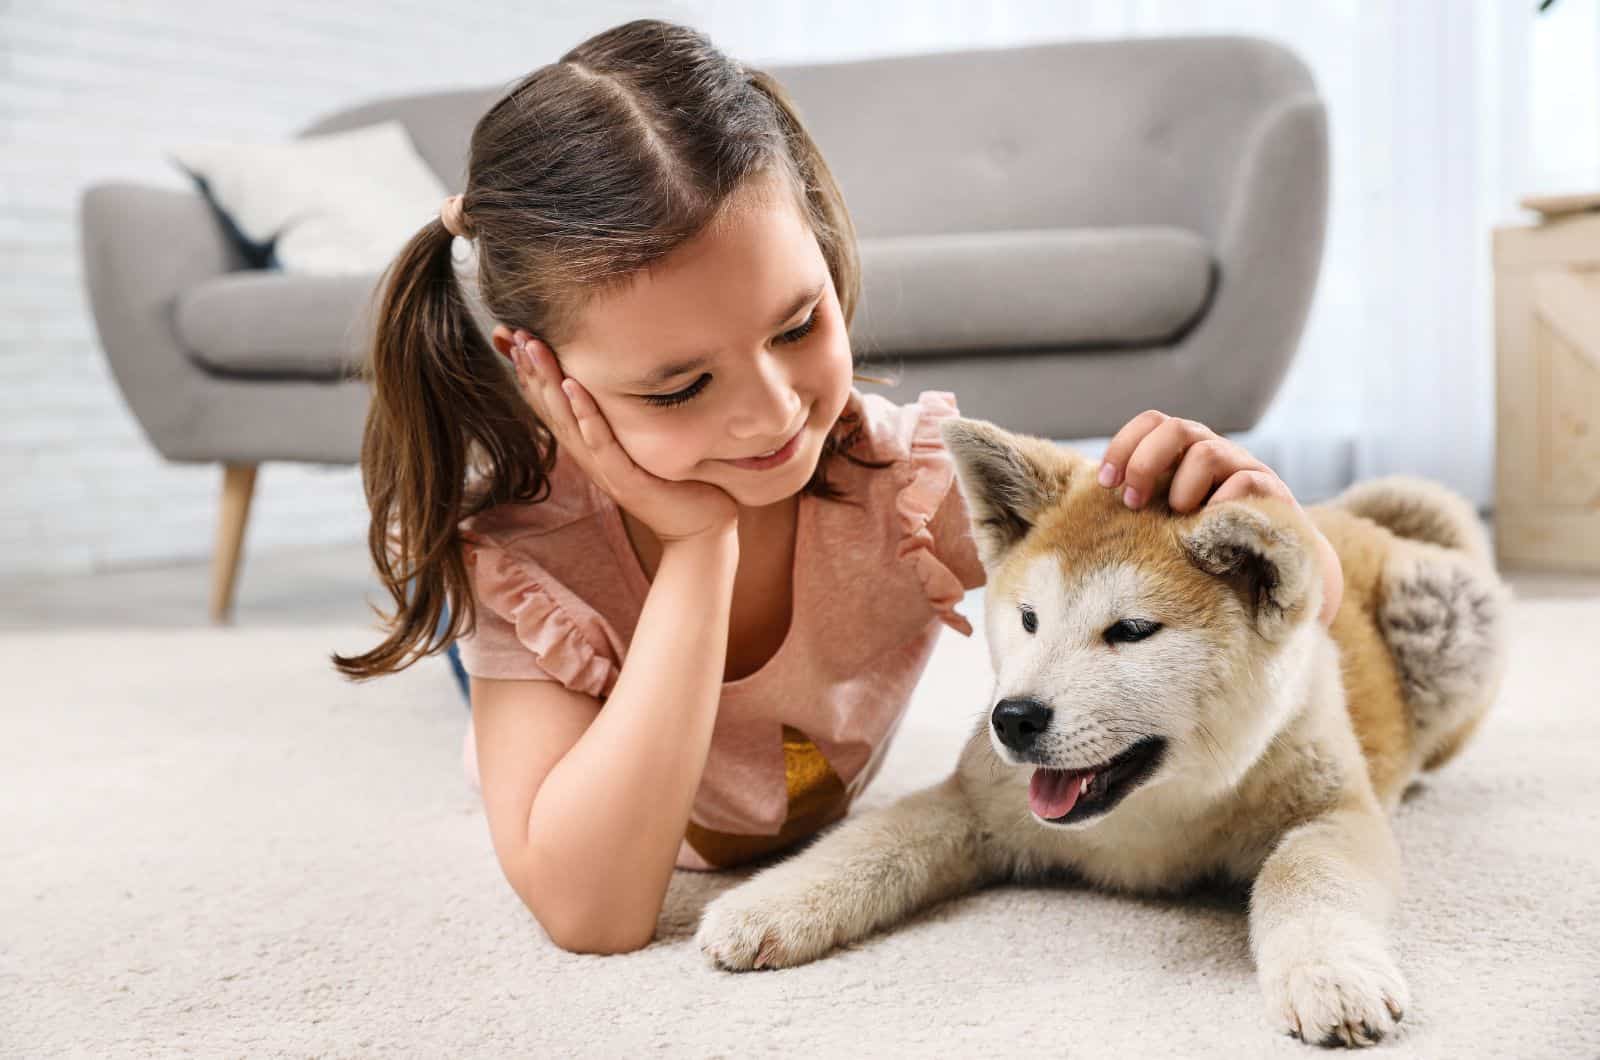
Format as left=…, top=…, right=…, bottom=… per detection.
left=3, top=540, right=386, bottom=631
left=6, top=537, right=1599, bottom=1056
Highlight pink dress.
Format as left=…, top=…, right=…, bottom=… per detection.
left=454, top=388, right=987, bottom=870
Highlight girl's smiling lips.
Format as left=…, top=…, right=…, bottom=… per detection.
left=720, top=417, right=807, bottom=470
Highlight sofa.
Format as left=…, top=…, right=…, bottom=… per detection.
left=79, top=34, right=1327, bottom=620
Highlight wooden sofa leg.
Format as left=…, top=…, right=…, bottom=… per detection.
left=210, top=463, right=258, bottom=624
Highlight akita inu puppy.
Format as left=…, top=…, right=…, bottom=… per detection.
left=696, top=417, right=1511, bottom=1049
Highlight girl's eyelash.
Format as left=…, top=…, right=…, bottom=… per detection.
left=775, top=309, right=818, bottom=346
left=643, top=373, right=710, bottom=408
left=641, top=309, right=818, bottom=408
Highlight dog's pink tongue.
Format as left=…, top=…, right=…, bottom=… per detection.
left=1029, top=768, right=1082, bottom=819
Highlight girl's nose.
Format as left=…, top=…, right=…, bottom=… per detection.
left=728, top=357, right=802, bottom=441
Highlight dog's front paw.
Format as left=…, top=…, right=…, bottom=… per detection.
left=695, top=879, right=842, bottom=972
left=1259, top=926, right=1410, bottom=1048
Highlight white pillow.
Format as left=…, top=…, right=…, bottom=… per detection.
left=168, top=120, right=451, bottom=276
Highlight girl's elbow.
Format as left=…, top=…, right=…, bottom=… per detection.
left=542, top=912, right=655, bottom=955
left=514, top=848, right=659, bottom=954
left=527, top=883, right=657, bottom=954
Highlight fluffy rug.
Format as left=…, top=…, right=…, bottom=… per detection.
left=5, top=588, right=1598, bottom=1057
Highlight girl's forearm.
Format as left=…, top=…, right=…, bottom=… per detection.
left=522, top=524, right=739, bottom=953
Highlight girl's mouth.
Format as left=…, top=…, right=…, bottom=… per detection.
left=722, top=420, right=805, bottom=471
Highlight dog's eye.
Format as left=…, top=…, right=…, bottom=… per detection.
left=1020, top=605, right=1038, bottom=634
left=1104, top=618, right=1162, bottom=644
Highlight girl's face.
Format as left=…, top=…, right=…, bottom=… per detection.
left=539, top=179, right=855, bottom=511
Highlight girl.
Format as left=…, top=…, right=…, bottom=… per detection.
left=332, top=18, right=1343, bottom=955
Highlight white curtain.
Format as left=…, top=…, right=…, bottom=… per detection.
left=700, top=0, right=1593, bottom=509
left=1227, top=0, right=1531, bottom=509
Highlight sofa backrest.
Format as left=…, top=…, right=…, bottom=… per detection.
left=769, top=36, right=1314, bottom=244
left=299, top=34, right=1315, bottom=246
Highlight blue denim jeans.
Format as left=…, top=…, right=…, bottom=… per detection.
left=436, top=604, right=471, bottom=710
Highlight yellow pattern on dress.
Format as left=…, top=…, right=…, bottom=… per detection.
left=683, top=725, right=850, bottom=869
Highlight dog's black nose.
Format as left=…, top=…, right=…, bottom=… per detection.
left=992, top=697, right=1052, bottom=753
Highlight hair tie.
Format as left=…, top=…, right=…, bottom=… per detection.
left=440, top=194, right=473, bottom=239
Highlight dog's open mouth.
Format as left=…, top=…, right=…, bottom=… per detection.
left=1028, top=736, right=1168, bottom=824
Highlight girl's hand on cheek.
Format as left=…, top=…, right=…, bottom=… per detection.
left=1097, top=410, right=1343, bottom=626
left=508, top=330, right=739, bottom=544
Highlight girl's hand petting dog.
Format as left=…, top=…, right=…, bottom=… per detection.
left=1097, top=410, right=1344, bottom=627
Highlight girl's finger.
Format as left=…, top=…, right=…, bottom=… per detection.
left=516, top=337, right=584, bottom=443
left=523, top=334, right=564, bottom=387
left=508, top=346, right=553, bottom=426
left=1098, top=409, right=1169, bottom=488
left=1167, top=438, right=1270, bottom=513
left=561, top=378, right=604, bottom=453
left=1121, top=416, right=1216, bottom=509
left=561, top=377, right=649, bottom=490
left=1207, top=468, right=1296, bottom=507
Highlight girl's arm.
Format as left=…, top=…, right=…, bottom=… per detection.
left=472, top=523, right=740, bottom=954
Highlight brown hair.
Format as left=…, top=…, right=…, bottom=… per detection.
left=333, top=19, right=896, bottom=681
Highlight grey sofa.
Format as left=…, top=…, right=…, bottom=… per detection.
left=79, top=34, right=1326, bottom=621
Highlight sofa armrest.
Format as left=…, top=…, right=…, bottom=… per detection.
left=79, top=182, right=246, bottom=460
left=1176, top=93, right=1330, bottom=433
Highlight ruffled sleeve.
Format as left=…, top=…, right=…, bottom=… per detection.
left=894, top=390, right=988, bottom=637
left=454, top=531, right=621, bottom=699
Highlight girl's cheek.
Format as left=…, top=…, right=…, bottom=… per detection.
left=818, top=335, right=854, bottom=401
left=613, top=421, right=704, bottom=480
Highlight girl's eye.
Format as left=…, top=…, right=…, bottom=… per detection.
left=639, top=309, right=818, bottom=409
left=642, top=373, right=710, bottom=408
left=1103, top=618, right=1162, bottom=644
left=774, top=309, right=818, bottom=346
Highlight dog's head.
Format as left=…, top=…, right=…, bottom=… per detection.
left=941, top=417, right=1325, bottom=828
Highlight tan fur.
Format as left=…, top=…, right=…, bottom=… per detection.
left=696, top=422, right=1511, bottom=1050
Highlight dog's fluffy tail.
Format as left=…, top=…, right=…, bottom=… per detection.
left=1330, top=476, right=1509, bottom=773
left=1328, top=475, right=1492, bottom=568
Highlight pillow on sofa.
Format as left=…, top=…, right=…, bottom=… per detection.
left=168, top=120, right=450, bottom=276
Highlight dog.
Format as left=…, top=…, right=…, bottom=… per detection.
left=695, top=417, right=1511, bottom=1049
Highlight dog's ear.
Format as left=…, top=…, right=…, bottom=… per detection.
left=1179, top=499, right=1317, bottom=640
left=940, top=417, right=1074, bottom=566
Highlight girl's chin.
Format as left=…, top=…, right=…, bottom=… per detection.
left=718, top=461, right=815, bottom=502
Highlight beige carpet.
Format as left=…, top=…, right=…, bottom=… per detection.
left=5, top=587, right=1599, bottom=1057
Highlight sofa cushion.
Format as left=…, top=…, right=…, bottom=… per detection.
left=850, top=226, right=1213, bottom=357
left=174, top=270, right=383, bottom=379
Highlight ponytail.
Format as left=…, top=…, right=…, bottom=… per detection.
left=331, top=214, right=554, bottom=680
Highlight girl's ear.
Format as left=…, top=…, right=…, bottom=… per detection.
left=489, top=325, right=517, bottom=362
left=939, top=417, right=1075, bottom=567
left=1178, top=498, right=1317, bottom=641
